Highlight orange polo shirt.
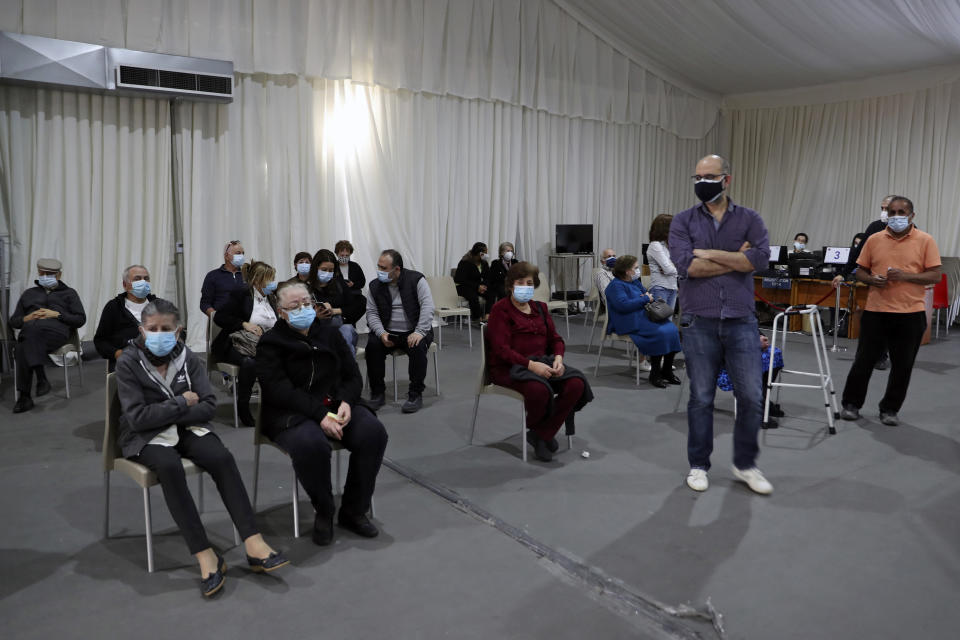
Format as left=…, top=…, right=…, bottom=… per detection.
left=856, top=225, right=941, bottom=313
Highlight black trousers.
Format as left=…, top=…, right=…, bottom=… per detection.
left=456, top=284, right=493, bottom=321
left=223, top=345, right=256, bottom=408
left=132, top=429, right=259, bottom=555
left=842, top=310, right=926, bottom=414
left=15, top=319, right=70, bottom=393
left=272, top=406, right=387, bottom=520
left=365, top=331, right=432, bottom=395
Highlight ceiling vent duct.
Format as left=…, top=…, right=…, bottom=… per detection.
left=0, top=31, right=233, bottom=103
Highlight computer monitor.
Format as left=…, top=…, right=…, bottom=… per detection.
left=768, top=245, right=787, bottom=265
left=823, top=246, right=850, bottom=265
left=555, top=224, right=594, bottom=254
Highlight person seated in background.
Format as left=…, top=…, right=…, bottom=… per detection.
left=10, top=258, right=86, bottom=413
left=200, top=240, right=248, bottom=318
left=604, top=255, right=682, bottom=389
left=455, top=242, right=493, bottom=322
left=334, top=240, right=366, bottom=294
left=486, top=262, right=592, bottom=462
left=717, top=330, right=785, bottom=428
left=116, top=299, right=288, bottom=597
left=365, top=249, right=435, bottom=414
left=286, top=251, right=314, bottom=286
left=256, top=283, right=387, bottom=546
left=307, top=249, right=364, bottom=356
left=94, top=265, right=156, bottom=372
left=594, top=248, right=617, bottom=305
left=488, top=242, right=517, bottom=303
left=212, top=260, right=279, bottom=426
left=646, top=214, right=679, bottom=311
left=790, top=232, right=809, bottom=254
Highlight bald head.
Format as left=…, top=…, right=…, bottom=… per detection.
left=696, top=154, right=730, bottom=176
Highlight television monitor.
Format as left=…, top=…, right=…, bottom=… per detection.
left=641, top=243, right=650, bottom=265
left=823, top=246, right=851, bottom=265
left=768, top=245, right=787, bottom=264
left=555, top=224, right=594, bottom=254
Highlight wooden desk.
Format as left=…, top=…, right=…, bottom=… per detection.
left=754, top=277, right=869, bottom=338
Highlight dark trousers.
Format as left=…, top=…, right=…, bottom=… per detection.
left=15, top=319, right=70, bottom=393
left=491, top=374, right=586, bottom=441
left=842, top=310, right=926, bottom=414
left=457, top=285, right=493, bottom=321
left=132, top=429, right=259, bottom=554
left=365, top=331, right=432, bottom=395
left=272, top=406, right=387, bottom=520
left=223, top=345, right=256, bottom=408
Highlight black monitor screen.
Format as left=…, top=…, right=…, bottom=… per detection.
left=555, top=224, right=594, bottom=254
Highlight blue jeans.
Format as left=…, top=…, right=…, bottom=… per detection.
left=681, top=314, right=762, bottom=471
left=648, top=286, right=677, bottom=311
left=339, top=323, right=358, bottom=357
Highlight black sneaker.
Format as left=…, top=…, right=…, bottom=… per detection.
left=762, top=417, right=779, bottom=429
left=874, top=357, right=888, bottom=371
left=769, top=403, right=785, bottom=417
left=368, top=392, right=386, bottom=409
left=401, top=392, right=423, bottom=414
left=238, top=405, right=255, bottom=427
left=879, top=411, right=899, bottom=426
left=35, top=378, right=51, bottom=397
left=13, top=395, right=34, bottom=414
left=337, top=512, right=379, bottom=538
left=839, top=404, right=860, bottom=421
left=546, top=437, right=559, bottom=453
left=525, top=431, right=552, bottom=462
left=312, top=513, right=334, bottom=546
left=648, top=373, right=668, bottom=389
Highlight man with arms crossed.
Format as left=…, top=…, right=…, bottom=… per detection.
left=669, top=155, right=773, bottom=495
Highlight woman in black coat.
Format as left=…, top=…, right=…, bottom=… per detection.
left=454, top=241, right=493, bottom=321
left=307, top=249, right=365, bottom=356
left=256, top=282, right=388, bottom=547
left=334, top=240, right=366, bottom=294
left=487, top=241, right=517, bottom=303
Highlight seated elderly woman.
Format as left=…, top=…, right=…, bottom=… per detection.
left=115, top=299, right=288, bottom=598
left=604, top=255, right=682, bottom=388
left=212, top=260, right=279, bottom=426
left=486, top=262, right=592, bottom=462
left=256, top=282, right=388, bottom=546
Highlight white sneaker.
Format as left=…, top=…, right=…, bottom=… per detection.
left=686, top=468, right=709, bottom=492
left=732, top=466, right=773, bottom=495
left=639, top=359, right=652, bottom=372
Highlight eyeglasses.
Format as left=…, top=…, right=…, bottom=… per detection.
left=690, top=173, right=727, bottom=182
left=281, top=300, right=313, bottom=312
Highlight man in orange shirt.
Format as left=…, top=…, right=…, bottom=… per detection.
left=839, top=196, right=941, bottom=426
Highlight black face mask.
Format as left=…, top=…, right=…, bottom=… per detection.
left=694, top=179, right=725, bottom=203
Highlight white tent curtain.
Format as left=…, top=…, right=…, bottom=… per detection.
left=0, top=85, right=172, bottom=340
left=176, top=74, right=716, bottom=350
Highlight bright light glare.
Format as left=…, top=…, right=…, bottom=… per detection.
left=325, top=86, right=369, bottom=154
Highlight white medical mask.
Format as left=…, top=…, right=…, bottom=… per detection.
left=880, top=209, right=888, bottom=223
left=296, top=262, right=311, bottom=275
left=794, top=242, right=805, bottom=251
left=887, top=216, right=910, bottom=233
left=513, top=285, right=534, bottom=303
left=503, top=251, right=514, bottom=261
left=377, top=270, right=392, bottom=283
left=632, top=268, right=642, bottom=281
left=231, top=253, right=245, bottom=268
left=316, top=270, right=335, bottom=283
left=38, top=275, right=58, bottom=289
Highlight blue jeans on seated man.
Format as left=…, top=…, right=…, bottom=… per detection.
left=681, top=314, right=762, bottom=471
left=648, top=286, right=677, bottom=311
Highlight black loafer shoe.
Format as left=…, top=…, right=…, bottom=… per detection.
left=546, top=437, right=559, bottom=453
left=35, top=379, right=51, bottom=397
left=13, top=396, right=34, bottom=414
left=368, top=392, right=386, bottom=409
left=762, top=418, right=779, bottom=429
left=247, top=550, right=290, bottom=573
left=649, top=374, right=668, bottom=389
left=401, top=392, right=422, bottom=414
left=769, top=403, right=785, bottom=417
left=662, top=374, right=682, bottom=385
left=238, top=406, right=255, bottom=427
left=201, top=555, right=227, bottom=598
left=525, top=431, right=553, bottom=462
left=337, top=512, right=379, bottom=538
left=312, top=513, right=334, bottom=546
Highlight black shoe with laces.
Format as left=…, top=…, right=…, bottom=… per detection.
left=526, top=431, right=553, bottom=462
left=238, top=404, right=255, bottom=427
left=337, top=511, right=379, bottom=538
left=368, top=392, right=386, bottom=409
left=13, top=395, right=34, bottom=414
left=35, top=378, right=51, bottom=397
left=401, top=392, right=423, bottom=413
left=312, top=513, right=334, bottom=546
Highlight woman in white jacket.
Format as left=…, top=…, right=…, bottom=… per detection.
left=645, top=214, right=679, bottom=310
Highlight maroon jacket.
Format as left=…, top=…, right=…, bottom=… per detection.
left=486, top=298, right=565, bottom=382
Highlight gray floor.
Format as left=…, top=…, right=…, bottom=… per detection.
left=2, top=313, right=959, bottom=640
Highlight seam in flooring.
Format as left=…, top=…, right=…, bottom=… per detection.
left=382, top=456, right=725, bottom=640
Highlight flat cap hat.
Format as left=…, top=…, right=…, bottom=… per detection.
left=37, top=258, right=62, bottom=272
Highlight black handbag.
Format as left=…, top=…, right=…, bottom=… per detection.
left=644, top=298, right=673, bottom=323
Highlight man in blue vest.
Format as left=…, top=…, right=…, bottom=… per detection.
left=365, top=250, right=435, bottom=413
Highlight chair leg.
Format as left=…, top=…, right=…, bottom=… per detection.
left=370, top=496, right=375, bottom=519
left=252, top=444, right=261, bottom=511
left=232, top=377, right=239, bottom=428
left=936, top=309, right=940, bottom=339
left=434, top=350, right=440, bottom=396
left=103, top=471, right=110, bottom=538
left=78, top=356, right=84, bottom=386
left=197, top=473, right=204, bottom=513
left=143, top=487, right=154, bottom=573
left=594, top=339, right=604, bottom=377
left=635, top=346, right=640, bottom=386
left=468, top=319, right=473, bottom=349
left=392, top=355, right=398, bottom=402
left=567, top=435, right=574, bottom=450
left=335, top=449, right=342, bottom=495
left=564, top=307, right=570, bottom=339
left=64, top=361, right=70, bottom=399
left=233, top=526, right=240, bottom=546
left=438, top=320, right=443, bottom=350
left=292, top=472, right=300, bottom=538
left=520, top=404, right=527, bottom=463
left=469, top=393, right=482, bottom=445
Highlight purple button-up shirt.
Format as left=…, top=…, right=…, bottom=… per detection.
left=668, top=199, right=770, bottom=319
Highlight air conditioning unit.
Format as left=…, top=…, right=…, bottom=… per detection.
left=0, top=31, right=233, bottom=103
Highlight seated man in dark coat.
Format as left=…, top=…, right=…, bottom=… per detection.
left=256, top=282, right=388, bottom=547
left=10, top=258, right=86, bottom=413
left=94, top=264, right=157, bottom=372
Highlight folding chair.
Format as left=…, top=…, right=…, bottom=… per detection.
left=390, top=342, right=440, bottom=402
left=13, top=328, right=84, bottom=400
left=206, top=317, right=240, bottom=428
left=534, top=281, right=570, bottom=338
left=593, top=312, right=641, bottom=385
left=426, top=276, right=472, bottom=349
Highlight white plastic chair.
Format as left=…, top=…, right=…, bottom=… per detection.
left=469, top=325, right=530, bottom=461
left=206, top=317, right=240, bottom=428
left=534, top=281, right=570, bottom=338
left=12, top=328, right=84, bottom=400
left=426, top=276, right=472, bottom=349
left=593, top=312, right=641, bottom=386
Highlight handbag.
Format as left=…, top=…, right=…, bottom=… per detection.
left=229, top=329, right=260, bottom=357
left=644, top=298, right=673, bottom=323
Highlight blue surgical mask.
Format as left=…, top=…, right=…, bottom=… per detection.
left=317, top=270, right=334, bottom=283
left=263, top=280, right=278, bottom=295
left=794, top=242, right=805, bottom=251
left=377, top=270, right=392, bottom=283
left=604, top=256, right=617, bottom=269
left=131, top=280, right=151, bottom=299
left=887, top=216, right=910, bottom=233
left=144, top=330, right=178, bottom=357
left=231, top=253, right=245, bottom=268
left=286, top=305, right=316, bottom=330
left=296, top=262, right=311, bottom=275
left=513, top=285, right=534, bottom=303
left=38, top=275, right=58, bottom=289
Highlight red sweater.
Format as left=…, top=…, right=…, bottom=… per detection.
left=486, top=298, right=565, bottom=378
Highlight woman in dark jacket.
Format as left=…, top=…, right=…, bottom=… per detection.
left=487, top=242, right=517, bottom=303
left=455, top=241, right=493, bottom=321
left=334, top=240, right=366, bottom=294
left=256, top=282, right=388, bottom=547
left=285, top=251, right=314, bottom=286
left=212, top=260, right=279, bottom=425
left=94, top=264, right=157, bottom=371
left=486, top=262, right=591, bottom=462
left=307, top=249, right=364, bottom=356
left=116, top=299, right=287, bottom=597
